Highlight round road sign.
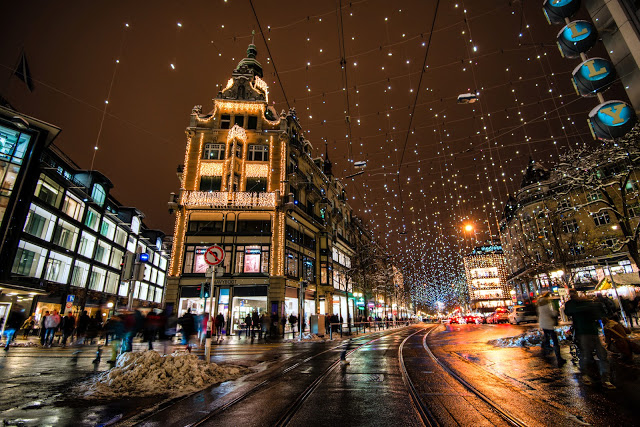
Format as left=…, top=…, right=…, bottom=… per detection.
left=204, top=245, right=225, bottom=266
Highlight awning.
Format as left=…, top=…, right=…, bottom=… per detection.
left=596, top=273, right=640, bottom=291
left=0, top=284, right=48, bottom=296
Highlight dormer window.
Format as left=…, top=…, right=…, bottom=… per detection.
left=220, top=114, right=231, bottom=129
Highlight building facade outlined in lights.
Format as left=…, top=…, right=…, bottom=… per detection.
left=166, top=42, right=372, bottom=334
left=462, top=244, right=511, bottom=312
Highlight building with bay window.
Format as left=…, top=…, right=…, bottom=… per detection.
left=167, top=42, right=370, bottom=333
left=0, top=106, right=169, bottom=325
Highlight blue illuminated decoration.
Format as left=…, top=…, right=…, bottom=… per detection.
left=588, top=101, right=637, bottom=141
left=543, top=0, right=581, bottom=24
left=471, top=244, right=503, bottom=254
left=556, top=20, right=597, bottom=58
left=572, top=58, right=616, bottom=97
left=139, top=253, right=150, bottom=263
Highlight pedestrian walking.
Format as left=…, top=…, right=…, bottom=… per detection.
left=289, top=313, right=297, bottom=334
left=106, top=313, right=124, bottom=364
left=215, top=312, right=225, bottom=337
left=60, top=311, right=75, bottom=347
left=260, top=312, right=269, bottom=339
left=537, top=292, right=566, bottom=366
left=44, top=310, right=61, bottom=347
left=244, top=313, right=252, bottom=337
left=252, top=311, right=260, bottom=338
left=144, top=310, right=162, bottom=350
left=39, top=311, right=49, bottom=345
left=21, top=316, right=35, bottom=339
left=178, top=308, right=196, bottom=352
left=565, top=289, right=615, bottom=389
left=3, top=306, right=25, bottom=351
left=76, top=310, right=90, bottom=344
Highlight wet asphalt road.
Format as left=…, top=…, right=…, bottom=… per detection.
left=1, top=323, right=638, bottom=426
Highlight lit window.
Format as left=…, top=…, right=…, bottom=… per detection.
left=248, top=145, right=269, bottom=161
left=91, top=184, right=106, bottom=207
left=203, top=143, right=225, bottom=160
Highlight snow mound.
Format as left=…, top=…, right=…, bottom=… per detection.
left=283, top=333, right=327, bottom=342
left=489, top=326, right=572, bottom=348
left=0, top=341, right=40, bottom=347
left=77, top=350, right=249, bottom=398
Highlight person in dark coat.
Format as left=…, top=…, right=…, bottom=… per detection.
left=178, top=308, right=196, bottom=352
left=60, top=311, right=75, bottom=347
left=215, top=313, right=225, bottom=337
left=39, top=311, right=49, bottom=345
left=144, top=310, right=161, bottom=350
left=76, top=310, right=90, bottom=344
left=289, top=314, right=297, bottom=334
left=244, top=313, right=252, bottom=337
left=251, top=311, right=260, bottom=338
left=565, top=290, right=614, bottom=389
left=3, top=306, right=25, bottom=351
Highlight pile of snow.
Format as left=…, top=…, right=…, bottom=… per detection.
left=0, top=341, right=40, bottom=347
left=77, top=350, right=249, bottom=398
left=489, top=326, right=572, bottom=348
left=283, top=333, right=327, bottom=343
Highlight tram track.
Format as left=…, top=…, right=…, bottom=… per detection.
left=121, top=326, right=411, bottom=427
left=419, top=326, right=528, bottom=427
left=272, top=327, right=411, bottom=427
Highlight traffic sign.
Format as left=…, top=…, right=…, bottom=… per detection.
left=204, top=245, right=225, bottom=266
left=66, top=295, right=75, bottom=303
left=65, top=302, right=73, bottom=310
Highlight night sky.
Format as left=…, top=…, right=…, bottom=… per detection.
left=0, top=1, right=630, bottom=308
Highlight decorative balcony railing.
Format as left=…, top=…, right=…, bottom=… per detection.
left=182, top=191, right=276, bottom=208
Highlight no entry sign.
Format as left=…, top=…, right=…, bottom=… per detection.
left=204, top=245, right=225, bottom=266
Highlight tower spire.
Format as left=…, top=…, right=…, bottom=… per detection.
left=323, top=141, right=333, bottom=177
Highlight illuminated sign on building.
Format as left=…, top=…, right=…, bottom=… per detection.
left=542, top=0, right=580, bottom=25
left=572, top=58, right=616, bottom=97
left=557, top=20, right=597, bottom=58
left=588, top=100, right=637, bottom=141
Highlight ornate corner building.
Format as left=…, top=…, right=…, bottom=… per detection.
left=166, top=43, right=367, bottom=333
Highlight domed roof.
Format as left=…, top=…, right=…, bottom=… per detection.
left=235, top=42, right=263, bottom=77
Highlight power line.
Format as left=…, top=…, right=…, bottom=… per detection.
left=396, top=0, right=440, bottom=229
left=248, top=0, right=291, bottom=110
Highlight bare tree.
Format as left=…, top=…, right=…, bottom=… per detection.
left=555, top=124, right=640, bottom=272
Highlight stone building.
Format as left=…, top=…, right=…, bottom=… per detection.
left=166, top=43, right=373, bottom=334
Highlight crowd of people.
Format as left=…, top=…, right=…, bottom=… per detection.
left=538, top=290, right=640, bottom=390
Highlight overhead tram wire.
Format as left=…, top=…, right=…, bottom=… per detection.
left=395, top=0, right=440, bottom=229
left=89, top=23, right=128, bottom=173
left=336, top=0, right=354, bottom=161
left=248, top=0, right=291, bottom=110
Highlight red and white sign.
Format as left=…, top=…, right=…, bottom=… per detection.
left=65, top=302, right=73, bottom=310
left=204, top=245, right=225, bottom=266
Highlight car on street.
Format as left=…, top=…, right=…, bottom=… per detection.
left=508, top=305, right=537, bottom=324
left=487, top=307, right=509, bottom=324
